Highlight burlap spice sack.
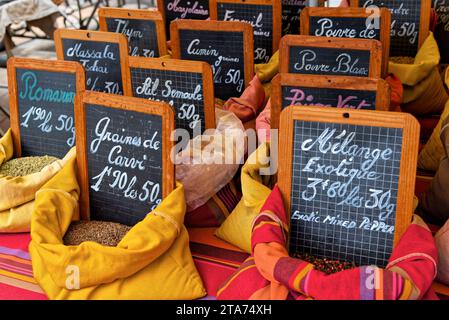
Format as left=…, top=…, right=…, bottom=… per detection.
left=0, top=129, right=75, bottom=233
left=418, top=97, right=449, bottom=171
left=389, top=33, right=448, bottom=116
left=435, top=220, right=449, bottom=285
left=418, top=114, right=449, bottom=225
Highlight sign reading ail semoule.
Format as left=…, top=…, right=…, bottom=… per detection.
left=75, top=91, right=174, bottom=224
left=278, top=106, right=419, bottom=267
left=7, top=57, right=85, bottom=158
left=126, top=57, right=215, bottom=138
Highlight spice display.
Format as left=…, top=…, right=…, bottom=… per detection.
left=390, top=56, right=415, bottom=64
left=63, top=220, right=131, bottom=247
left=296, top=253, right=356, bottom=274
left=0, top=156, right=58, bottom=177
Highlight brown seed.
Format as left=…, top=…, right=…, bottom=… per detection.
left=0, top=156, right=59, bottom=177
left=63, top=220, right=132, bottom=247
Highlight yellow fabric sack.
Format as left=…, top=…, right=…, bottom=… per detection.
left=29, top=156, right=206, bottom=299
left=389, top=33, right=448, bottom=116
left=418, top=69, right=449, bottom=171
left=255, top=51, right=279, bottom=84
left=0, top=129, right=75, bottom=233
left=215, top=143, right=272, bottom=253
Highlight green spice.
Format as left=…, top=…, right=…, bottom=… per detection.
left=0, top=155, right=58, bottom=177
left=63, top=220, right=132, bottom=247
left=295, top=253, right=356, bottom=274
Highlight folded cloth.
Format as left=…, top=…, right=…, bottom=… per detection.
left=217, top=186, right=439, bottom=300
left=29, top=157, right=205, bottom=299
left=222, top=76, right=266, bottom=123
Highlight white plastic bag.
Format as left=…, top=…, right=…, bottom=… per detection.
left=175, top=109, right=246, bottom=211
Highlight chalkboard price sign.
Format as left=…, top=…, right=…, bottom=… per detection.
left=75, top=91, right=174, bottom=224
left=55, top=29, right=131, bottom=96
left=99, top=8, right=167, bottom=58
left=126, top=57, right=215, bottom=138
left=171, top=19, right=254, bottom=101
left=210, top=0, right=282, bottom=64
left=270, top=73, right=390, bottom=129
left=7, top=57, right=85, bottom=158
left=279, top=35, right=383, bottom=79
left=157, top=0, right=210, bottom=39
left=433, top=0, right=449, bottom=63
left=282, top=0, right=306, bottom=35
left=300, top=8, right=391, bottom=77
left=278, top=107, right=419, bottom=267
left=353, top=0, right=431, bottom=57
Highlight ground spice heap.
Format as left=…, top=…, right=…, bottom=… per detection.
left=390, top=56, right=415, bottom=64
left=0, top=156, right=58, bottom=177
left=63, top=220, right=132, bottom=247
left=296, top=253, right=356, bottom=274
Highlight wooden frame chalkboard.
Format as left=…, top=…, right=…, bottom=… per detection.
left=170, top=19, right=254, bottom=101
left=209, top=0, right=282, bottom=64
left=7, top=57, right=85, bottom=158
left=279, top=35, right=383, bottom=78
left=281, top=0, right=306, bottom=35
left=270, top=73, right=391, bottom=129
left=351, top=0, right=430, bottom=57
left=434, top=0, right=449, bottom=64
left=98, top=7, right=167, bottom=58
left=278, top=106, right=419, bottom=267
left=75, top=91, right=175, bottom=222
left=300, top=7, right=391, bottom=78
left=54, top=29, right=131, bottom=96
left=157, top=0, right=210, bottom=39
left=125, top=56, right=216, bottom=134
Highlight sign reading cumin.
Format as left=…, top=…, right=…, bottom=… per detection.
left=7, top=57, right=85, bottom=158
left=99, top=8, right=167, bottom=58
left=210, top=0, right=282, bottom=64
left=75, top=91, right=174, bottom=224
left=157, top=0, right=210, bottom=39
left=171, top=19, right=254, bottom=100
left=278, top=106, right=419, bottom=267
left=126, top=57, right=215, bottom=138
left=270, top=73, right=390, bottom=128
left=352, top=0, right=431, bottom=57
left=300, top=7, right=391, bottom=77
left=279, top=35, right=383, bottom=79
left=55, top=29, right=131, bottom=96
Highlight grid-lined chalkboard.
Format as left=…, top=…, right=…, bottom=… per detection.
left=85, top=103, right=163, bottom=226
left=359, top=0, right=421, bottom=57
left=130, top=67, right=205, bottom=137
left=434, top=0, right=449, bottom=63
left=105, top=17, right=159, bottom=57
left=62, top=39, right=124, bottom=95
left=289, top=120, right=403, bottom=267
left=216, top=2, right=273, bottom=64
left=15, top=68, right=76, bottom=158
left=309, top=16, right=381, bottom=40
left=160, top=0, right=209, bottom=39
left=288, top=46, right=371, bottom=77
left=282, top=0, right=306, bottom=35
left=178, top=29, right=245, bottom=100
left=282, top=86, right=377, bottom=110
